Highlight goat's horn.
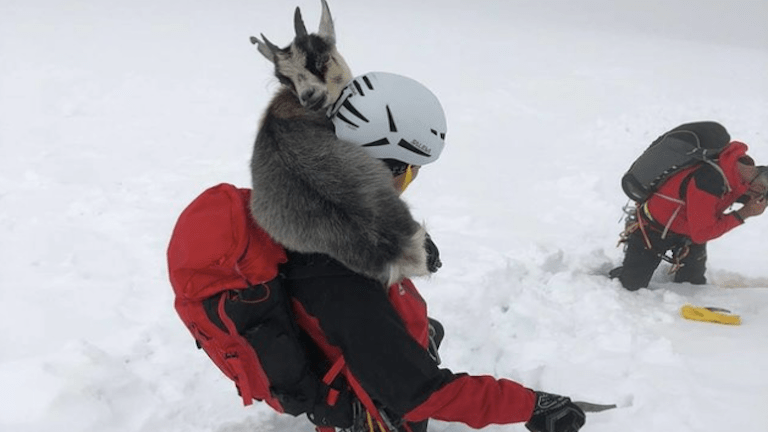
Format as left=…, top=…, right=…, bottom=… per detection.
left=318, top=0, right=335, bottom=43
left=294, top=7, right=308, bottom=38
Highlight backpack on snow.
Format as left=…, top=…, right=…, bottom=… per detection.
left=621, top=121, right=731, bottom=203
left=167, top=183, right=354, bottom=428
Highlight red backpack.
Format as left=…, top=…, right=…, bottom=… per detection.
left=168, top=184, right=432, bottom=432
left=167, top=183, right=290, bottom=411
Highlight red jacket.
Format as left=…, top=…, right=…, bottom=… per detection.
left=646, top=141, right=750, bottom=244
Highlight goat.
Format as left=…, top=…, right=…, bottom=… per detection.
left=249, top=0, right=430, bottom=286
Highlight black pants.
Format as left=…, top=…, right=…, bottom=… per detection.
left=618, top=228, right=707, bottom=291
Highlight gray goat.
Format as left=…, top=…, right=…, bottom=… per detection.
left=249, top=0, right=430, bottom=286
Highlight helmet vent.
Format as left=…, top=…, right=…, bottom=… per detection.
left=386, top=105, right=397, bottom=133
left=336, top=112, right=358, bottom=128
left=362, top=75, right=374, bottom=90
left=430, top=129, right=446, bottom=140
left=342, top=99, right=369, bottom=123
left=362, top=138, right=390, bottom=147
left=353, top=80, right=365, bottom=96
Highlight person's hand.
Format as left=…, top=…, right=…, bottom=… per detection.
left=525, top=391, right=585, bottom=432
left=737, top=196, right=768, bottom=220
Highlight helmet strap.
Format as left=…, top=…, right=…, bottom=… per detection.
left=400, top=165, right=414, bottom=193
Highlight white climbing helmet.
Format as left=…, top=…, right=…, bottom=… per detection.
left=329, top=72, right=447, bottom=166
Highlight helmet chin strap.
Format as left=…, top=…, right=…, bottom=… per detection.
left=399, top=165, right=414, bottom=193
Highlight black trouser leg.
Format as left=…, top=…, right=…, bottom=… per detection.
left=618, top=230, right=663, bottom=291
left=673, top=242, right=707, bottom=285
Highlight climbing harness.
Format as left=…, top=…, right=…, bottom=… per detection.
left=617, top=200, right=691, bottom=274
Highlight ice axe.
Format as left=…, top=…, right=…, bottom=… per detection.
left=573, top=401, right=618, bottom=412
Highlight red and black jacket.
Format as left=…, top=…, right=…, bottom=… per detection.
left=283, top=246, right=536, bottom=429
left=645, top=141, right=751, bottom=244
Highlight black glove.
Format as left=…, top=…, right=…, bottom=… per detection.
left=525, top=391, right=586, bottom=432
left=424, top=233, right=442, bottom=273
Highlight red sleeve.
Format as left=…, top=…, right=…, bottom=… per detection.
left=685, top=185, right=743, bottom=244
left=403, top=374, right=536, bottom=428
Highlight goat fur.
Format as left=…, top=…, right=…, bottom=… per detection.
left=250, top=86, right=430, bottom=285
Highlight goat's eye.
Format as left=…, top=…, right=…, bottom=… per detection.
left=276, top=73, right=295, bottom=91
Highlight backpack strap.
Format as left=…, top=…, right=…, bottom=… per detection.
left=208, top=293, right=256, bottom=405
left=645, top=191, right=685, bottom=240
left=321, top=357, right=347, bottom=407
left=677, top=171, right=695, bottom=200
left=702, top=160, right=732, bottom=194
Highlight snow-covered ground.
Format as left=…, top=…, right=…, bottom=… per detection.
left=2, top=1, right=767, bottom=431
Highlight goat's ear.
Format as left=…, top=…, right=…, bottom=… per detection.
left=318, top=0, right=336, bottom=44
left=250, top=34, right=277, bottom=63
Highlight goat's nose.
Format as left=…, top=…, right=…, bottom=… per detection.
left=300, top=89, right=326, bottom=110
left=300, top=89, right=316, bottom=104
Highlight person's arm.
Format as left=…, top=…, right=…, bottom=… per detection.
left=685, top=184, right=744, bottom=244
left=403, top=373, right=536, bottom=427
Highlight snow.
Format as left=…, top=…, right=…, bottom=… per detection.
left=1, top=0, right=767, bottom=431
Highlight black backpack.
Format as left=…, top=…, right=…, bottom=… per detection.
left=621, top=121, right=731, bottom=203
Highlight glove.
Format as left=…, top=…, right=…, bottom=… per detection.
left=525, top=391, right=586, bottom=432
left=424, top=233, right=442, bottom=273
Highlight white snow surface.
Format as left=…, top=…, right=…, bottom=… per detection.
left=2, top=1, right=767, bottom=431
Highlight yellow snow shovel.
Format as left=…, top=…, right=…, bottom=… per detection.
left=680, top=305, right=741, bottom=325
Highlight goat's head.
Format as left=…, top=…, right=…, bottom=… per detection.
left=251, top=0, right=352, bottom=111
